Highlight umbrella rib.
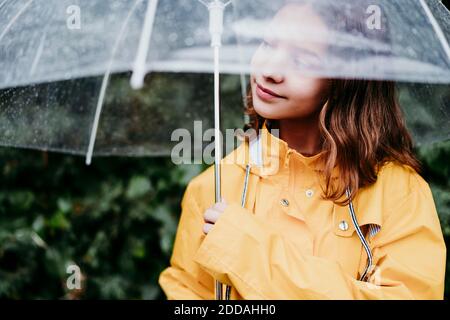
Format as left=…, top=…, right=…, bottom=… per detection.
left=198, top=0, right=232, bottom=7
left=130, top=0, right=159, bottom=89
left=0, top=0, right=9, bottom=11
left=0, top=0, right=33, bottom=42
left=419, top=0, right=450, bottom=61
left=197, top=0, right=209, bottom=6
left=29, top=31, right=46, bottom=77
left=85, top=0, right=143, bottom=165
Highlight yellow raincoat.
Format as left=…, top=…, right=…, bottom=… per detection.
left=159, top=123, right=446, bottom=299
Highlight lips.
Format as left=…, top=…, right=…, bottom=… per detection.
left=255, top=82, right=285, bottom=99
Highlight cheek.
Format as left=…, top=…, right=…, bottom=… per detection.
left=288, top=77, right=329, bottom=102
left=250, top=47, right=268, bottom=72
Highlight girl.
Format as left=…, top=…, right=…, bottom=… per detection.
left=159, top=1, right=446, bottom=299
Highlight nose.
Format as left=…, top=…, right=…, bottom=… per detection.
left=260, top=50, right=286, bottom=84
left=262, top=68, right=284, bottom=84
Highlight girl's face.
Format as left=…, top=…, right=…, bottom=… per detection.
left=250, top=4, right=330, bottom=120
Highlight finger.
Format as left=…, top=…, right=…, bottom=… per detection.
left=214, top=200, right=227, bottom=212
left=204, top=208, right=219, bottom=223
left=203, top=223, right=213, bottom=235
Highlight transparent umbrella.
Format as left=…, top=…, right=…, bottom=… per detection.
left=0, top=0, right=450, bottom=300
left=1, top=0, right=449, bottom=156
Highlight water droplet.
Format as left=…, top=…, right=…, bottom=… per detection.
left=184, top=37, right=194, bottom=46
left=168, top=33, right=178, bottom=42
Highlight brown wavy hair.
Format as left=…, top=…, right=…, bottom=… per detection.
left=244, top=80, right=421, bottom=206
left=243, top=1, right=422, bottom=206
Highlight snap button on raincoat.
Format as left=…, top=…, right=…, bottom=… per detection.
left=159, top=124, right=446, bottom=300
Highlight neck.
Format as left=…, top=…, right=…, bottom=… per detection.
left=276, top=115, right=324, bottom=157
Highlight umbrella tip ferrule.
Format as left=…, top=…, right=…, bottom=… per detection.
left=130, top=74, right=144, bottom=90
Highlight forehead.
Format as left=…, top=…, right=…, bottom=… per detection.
left=266, top=4, right=329, bottom=53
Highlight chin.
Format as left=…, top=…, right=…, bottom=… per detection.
left=253, top=101, right=286, bottom=120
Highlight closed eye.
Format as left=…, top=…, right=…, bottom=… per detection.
left=260, top=39, right=275, bottom=49
left=260, top=40, right=268, bottom=49
left=292, top=47, right=321, bottom=68
left=293, top=54, right=321, bottom=69
left=259, top=39, right=321, bottom=68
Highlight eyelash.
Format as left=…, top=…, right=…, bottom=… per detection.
left=261, top=41, right=311, bottom=67
left=261, top=40, right=273, bottom=49
left=294, top=57, right=310, bottom=68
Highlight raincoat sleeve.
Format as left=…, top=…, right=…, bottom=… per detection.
left=158, top=182, right=215, bottom=300
left=193, top=179, right=446, bottom=300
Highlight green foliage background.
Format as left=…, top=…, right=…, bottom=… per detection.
left=0, top=150, right=203, bottom=299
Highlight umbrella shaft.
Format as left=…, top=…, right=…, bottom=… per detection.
left=214, top=46, right=222, bottom=203
left=213, top=40, right=223, bottom=301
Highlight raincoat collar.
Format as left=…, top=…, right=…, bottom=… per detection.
left=227, top=121, right=383, bottom=229
left=231, top=120, right=336, bottom=178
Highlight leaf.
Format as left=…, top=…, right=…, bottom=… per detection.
left=126, top=176, right=152, bottom=200
left=47, top=212, right=71, bottom=231
left=57, top=198, right=72, bottom=214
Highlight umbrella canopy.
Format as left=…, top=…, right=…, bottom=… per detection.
left=0, top=0, right=449, bottom=158
left=0, top=0, right=246, bottom=88
left=1, top=0, right=449, bottom=87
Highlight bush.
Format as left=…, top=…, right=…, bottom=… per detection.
left=0, top=148, right=203, bottom=299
